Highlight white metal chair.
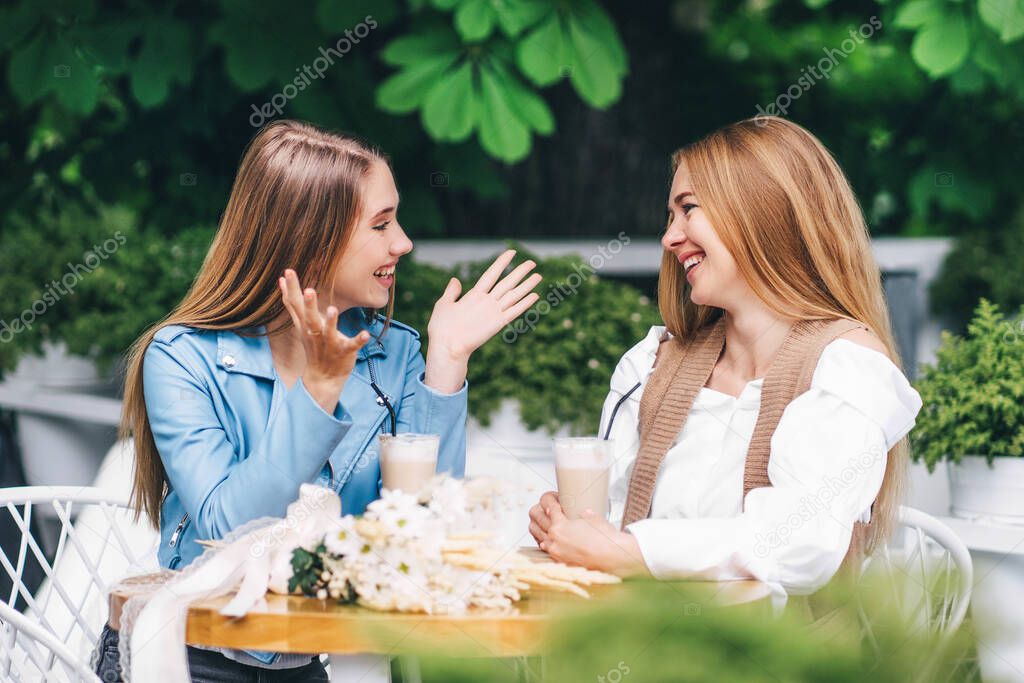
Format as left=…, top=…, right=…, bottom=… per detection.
left=858, top=505, right=973, bottom=651
left=0, top=601, right=100, bottom=682
left=0, top=485, right=159, bottom=681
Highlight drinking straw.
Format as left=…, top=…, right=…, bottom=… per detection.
left=602, top=381, right=642, bottom=440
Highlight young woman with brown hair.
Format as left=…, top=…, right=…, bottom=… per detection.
left=529, top=117, right=921, bottom=602
left=95, top=120, right=541, bottom=680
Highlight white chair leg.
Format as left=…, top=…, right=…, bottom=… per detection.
left=328, top=654, right=392, bottom=682
left=512, top=656, right=547, bottom=683
left=398, top=655, right=422, bottom=683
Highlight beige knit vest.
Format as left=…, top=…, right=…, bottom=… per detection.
left=620, top=315, right=873, bottom=572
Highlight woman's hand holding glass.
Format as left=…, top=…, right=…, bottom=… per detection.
left=529, top=491, right=651, bottom=578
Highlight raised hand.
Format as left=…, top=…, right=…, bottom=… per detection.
left=428, top=249, right=541, bottom=356
left=279, top=269, right=370, bottom=412
left=424, top=250, right=542, bottom=392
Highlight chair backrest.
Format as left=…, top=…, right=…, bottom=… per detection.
left=0, top=486, right=159, bottom=679
left=859, top=505, right=973, bottom=649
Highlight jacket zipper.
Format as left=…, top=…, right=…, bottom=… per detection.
left=332, top=350, right=391, bottom=487
left=169, top=512, right=189, bottom=547
left=366, top=356, right=390, bottom=435
left=328, top=353, right=385, bottom=489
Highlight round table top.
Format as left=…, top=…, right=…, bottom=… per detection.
left=109, top=554, right=771, bottom=657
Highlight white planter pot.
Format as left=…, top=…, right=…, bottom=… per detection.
left=945, top=456, right=1024, bottom=682
left=948, top=455, right=1024, bottom=525
left=8, top=343, right=119, bottom=489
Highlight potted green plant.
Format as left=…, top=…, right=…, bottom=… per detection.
left=912, top=298, right=1024, bottom=523
left=912, top=298, right=1024, bottom=681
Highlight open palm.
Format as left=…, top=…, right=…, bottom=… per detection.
left=427, top=249, right=542, bottom=357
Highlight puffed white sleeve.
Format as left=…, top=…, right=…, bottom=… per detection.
left=625, top=339, right=923, bottom=595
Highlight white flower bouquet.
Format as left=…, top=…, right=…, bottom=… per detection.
left=267, top=476, right=620, bottom=615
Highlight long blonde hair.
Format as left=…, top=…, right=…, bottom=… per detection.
left=659, top=116, right=906, bottom=553
left=121, top=120, right=392, bottom=528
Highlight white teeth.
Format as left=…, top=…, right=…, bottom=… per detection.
left=683, top=254, right=705, bottom=272
left=373, top=266, right=396, bottom=277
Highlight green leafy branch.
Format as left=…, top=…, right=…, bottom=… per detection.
left=3, top=2, right=195, bottom=113
left=288, top=542, right=327, bottom=595
left=889, top=0, right=1024, bottom=97
left=376, top=0, right=628, bottom=162
left=798, top=0, right=1024, bottom=93
left=2, top=0, right=626, bottom=164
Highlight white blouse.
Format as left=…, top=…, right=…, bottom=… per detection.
left=601, top=326, right=922, bottom=597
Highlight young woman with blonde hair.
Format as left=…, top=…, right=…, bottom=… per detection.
left=95, top=119, right=541, bottom=680
left=530, top=116, right=921, bottom=602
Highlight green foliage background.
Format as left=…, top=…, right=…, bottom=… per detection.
left=2, top=0, right=1024, bottom=394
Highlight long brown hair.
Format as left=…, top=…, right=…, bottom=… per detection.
left=659, top=116, right=906, bottom=553
left=121, top=120, right=391, bottom=528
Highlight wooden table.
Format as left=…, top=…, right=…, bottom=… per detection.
left=109, top=566, right=770, bottom=659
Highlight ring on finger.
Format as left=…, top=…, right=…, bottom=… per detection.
left=307, top=324, right=325, bottom=336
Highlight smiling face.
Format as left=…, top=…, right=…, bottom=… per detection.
left=329, top=159, right=413, bottom=311
left=662, top=162, right=748, bottom=309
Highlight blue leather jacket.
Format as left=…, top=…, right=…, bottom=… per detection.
left=144, top=308, right=467, bottom=570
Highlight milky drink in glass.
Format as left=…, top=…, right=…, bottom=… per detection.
left=554, top=437, right=611, bottom=520
left=379, top=433, right=439, bottom=494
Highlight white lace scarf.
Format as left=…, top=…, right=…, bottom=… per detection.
left=117, top=484, right=342, bottom=681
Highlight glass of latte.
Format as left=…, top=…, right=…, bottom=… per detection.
left=378, top=433, right=439, bottom=494
left=553, top=437, right=612, bottom=520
